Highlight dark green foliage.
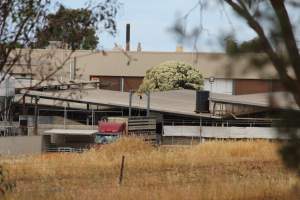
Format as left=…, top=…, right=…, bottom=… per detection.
left=35, top=6, right=99, bottom=50
left=225, top=38, right=239, bottom=55
left=225, top=37, right=263, bottom=54
left=35, top=0, right=119, bottom=50
left=280, top=137, right=300, bottom=175
left=239, top=38, right=263, bottom=53
left=271, top=110, right=300, bottom=174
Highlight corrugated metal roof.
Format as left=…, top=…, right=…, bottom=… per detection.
left=19, top=89, right=215, bottom=118
left=19, top=89, right=298, bottom=118
left=210, top=92, right=299, bottom=110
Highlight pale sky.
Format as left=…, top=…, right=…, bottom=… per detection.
left=57, top=0, right=258, bottom=52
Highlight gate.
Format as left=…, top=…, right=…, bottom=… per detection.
left=128, top=117, right=157, bottom=144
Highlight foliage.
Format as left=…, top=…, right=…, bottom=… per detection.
left=138, top=61, right=204, bottom=92
left=225, top=37, right=239, bottom=55
left=35, top=0, right=119, bottom=50
left=223, top=0, right=300, bottom=175
left=35, top=4, right=116, bottom=50
left=225, top=37, right=263, bottom=55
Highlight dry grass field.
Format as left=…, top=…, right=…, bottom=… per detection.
left=1, top=138, right=299, bottom=200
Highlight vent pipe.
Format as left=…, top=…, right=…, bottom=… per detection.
left=126, top=24, right=130, bottom=51
left=137, top=42, right=142, bottom=52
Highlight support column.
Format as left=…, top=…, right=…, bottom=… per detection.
left=86, top=104, right=90, bottom=125
left=22, top=95, right=26, bottom=115
left=120, top=77, right=125, bottom=92
left=64, top=105, right=67, bottom=129
left=129, top=91, right=133, bottom=117
left=146, top=91, right=150, bottom=117
left=34, top=96, right=39, bottom=135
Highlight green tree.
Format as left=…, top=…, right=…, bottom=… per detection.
left=239, top=37, right=263, bottom=53
left=35, top=5, right=100, bottom=50
left=225, top=37, right=263, bottom=54
left=225, top=37, right=239, bottom=55
left=139, top=61, right=204, bottom=92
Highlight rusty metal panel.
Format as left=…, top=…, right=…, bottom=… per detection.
left=97, top=76, right=121, bottom=91
left=234, top=79, right=272, bottom=95
left=124, top=77, right=143, bottom=92
left=271, top=80, right=285, bottom=92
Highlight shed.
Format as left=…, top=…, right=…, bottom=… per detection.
left=42, top=129, right=98, bottom=152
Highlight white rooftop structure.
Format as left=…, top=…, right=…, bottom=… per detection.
left=43, top=129, right=98, bottom=136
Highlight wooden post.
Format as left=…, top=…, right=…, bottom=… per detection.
left=119, top=155, right=125, bottom=185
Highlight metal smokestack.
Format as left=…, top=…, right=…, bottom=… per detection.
left=126, top=24, right=130, bottom=51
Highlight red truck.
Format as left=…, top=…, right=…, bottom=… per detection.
left=95, top=121, right=126, bottom=144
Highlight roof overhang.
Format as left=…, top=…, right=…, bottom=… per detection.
left=43, top=129, right=98, bottom=136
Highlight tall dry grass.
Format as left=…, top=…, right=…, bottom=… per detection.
left=1, top=137, right=299, bottom=200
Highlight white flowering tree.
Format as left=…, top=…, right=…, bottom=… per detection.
left=138, top=61, right=204, bottom=92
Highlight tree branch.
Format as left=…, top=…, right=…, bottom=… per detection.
left=225, top=0, right=300, bottom=105
left=270, top=0, right=300, bottom=81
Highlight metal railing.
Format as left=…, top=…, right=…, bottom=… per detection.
left=47, top=147, right=87, bottom=153
left=162, top=119, right=274, bottom=127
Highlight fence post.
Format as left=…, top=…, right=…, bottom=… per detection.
left=119, top=155, right=125, bottom=185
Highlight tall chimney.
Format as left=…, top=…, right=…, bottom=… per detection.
left=126, top=23, right=130, bottom=51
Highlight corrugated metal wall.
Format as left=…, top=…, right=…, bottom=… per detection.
left=91, top=75, right=143, bottom=92
left=91, top=75, right=285, bottom=95
left=124, top=77, right=143, bottom=92
left=234, top=79, right=285, bottom=95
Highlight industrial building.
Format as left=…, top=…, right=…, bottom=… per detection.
left=9, top=48, right=284, bottom=95
left=0, top=25, right=298, bottom=153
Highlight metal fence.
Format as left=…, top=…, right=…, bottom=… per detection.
left=162, top=118, right=274, bottom=127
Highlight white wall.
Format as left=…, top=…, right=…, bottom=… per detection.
left=0, top=136, right=43, bottom=155
left=163, top=126, right=291, bottom=140
left=203, top=78, right=233, bottom=94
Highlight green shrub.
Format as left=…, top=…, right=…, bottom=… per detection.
left=138, top=61, right=204, bottom=92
